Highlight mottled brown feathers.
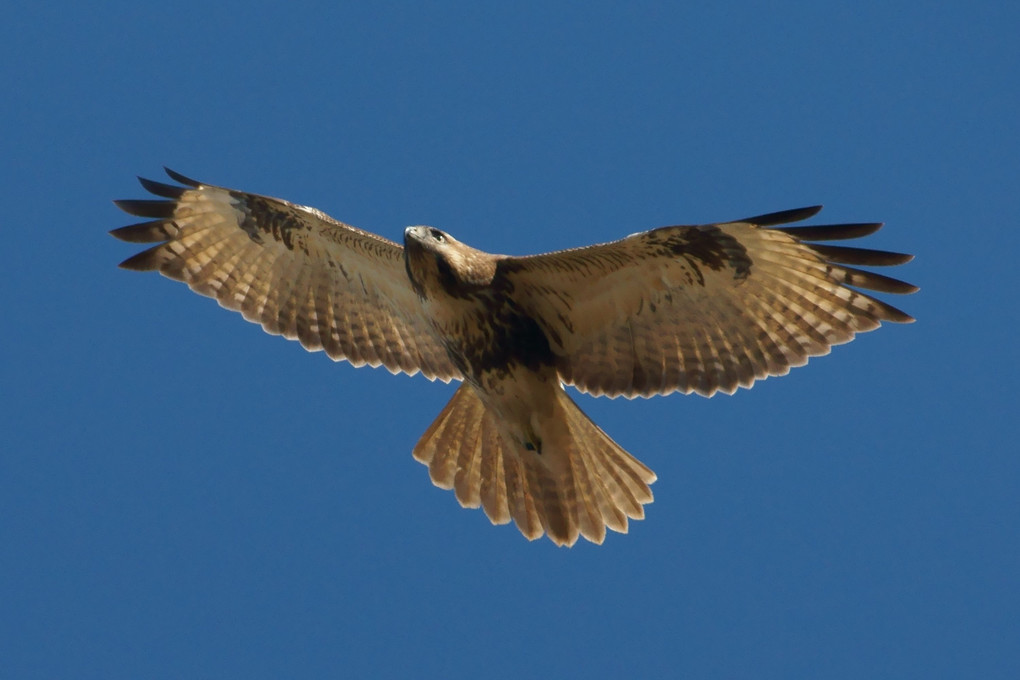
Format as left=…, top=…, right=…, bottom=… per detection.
left=113, top=169, right=916, bottom=545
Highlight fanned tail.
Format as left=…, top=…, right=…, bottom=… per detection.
left=412, top=384, right=656, bottom=546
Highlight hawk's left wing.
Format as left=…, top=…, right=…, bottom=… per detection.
left=498, top=207, right=916, bottom=398
left=112, top=169, right=460, bottom=382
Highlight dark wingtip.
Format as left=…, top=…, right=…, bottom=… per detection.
left=117, top=245, right=163, bottom=271
left=138, top=176, right=186, bottom=198
left=113, top=198, right=176, bottom=218
left=811, top=243, right=915, bottom=267
left=110, top=220, right=176, bottom=243
left=883, top=305, right=916, bottom=324
left=841, top=266, right=919, bottom=294
left=739, top=205, right=824, bottom=227
left=164, top=167, right=201, bottom=187
left=778, top=222, right=884, bottom=241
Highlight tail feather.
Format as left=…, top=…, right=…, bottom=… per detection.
left=478, top=437, right=510, bottom=525
left=452, top=420, right=483, bottom=509
left=501, top=450, right=543, bottom=540
left=523, top=457, right=577, bottom=546
left=586, top=443, right=650, bottom=520
left=416, top=387, right=475, bottom=491
left=560, top=398, right=656, bottom=521
left=564, top=439, right=609, bottom=543
left=413, top=384, right=657, bottom=546
left=575, top=446, right=630, bottom=534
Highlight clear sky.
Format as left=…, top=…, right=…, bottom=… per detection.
left=2, top=2, right=1017, bottom=678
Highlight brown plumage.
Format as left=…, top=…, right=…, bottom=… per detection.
left=112, top=169, right=916, bottom=546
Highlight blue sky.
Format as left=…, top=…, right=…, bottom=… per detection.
left=2, top=1, right=1017, bottom=677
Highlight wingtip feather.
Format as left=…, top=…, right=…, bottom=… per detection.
left=811, top=244, right=915, bottom=267
left=109, top=220, right=176, bottom=243
left=138, top=176, right=186, bottom=198
left=740, top=205, right=824, bottom=226
left=113, top=199, right=176, bottom=218
left=778, top=222, right=885, bottom=241
left=117, top=245, right=164, bottom=271
left=163, top=167, right=202, bottom=187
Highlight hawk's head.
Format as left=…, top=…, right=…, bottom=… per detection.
left=403, top=226, right=498, bottom=299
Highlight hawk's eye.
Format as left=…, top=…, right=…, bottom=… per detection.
left=429, top=228, right=445, bottom=242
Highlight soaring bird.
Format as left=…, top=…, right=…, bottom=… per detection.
left=112, top=169, right=916, bottom=546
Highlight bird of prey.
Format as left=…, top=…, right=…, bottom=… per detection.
left=112, top=168, right=916, bottom=546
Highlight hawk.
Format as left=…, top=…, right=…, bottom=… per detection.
left=112, top=169, right=916, bottom=546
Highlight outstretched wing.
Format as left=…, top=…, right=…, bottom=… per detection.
left=112, top=169, right=460, bottom=382
left=499, top=206, right=916, bottom=398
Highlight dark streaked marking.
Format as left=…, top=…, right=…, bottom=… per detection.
left=455, top=304, right=556, bottom=376
left=645, top=225, right=752, bottom=285
left=405, top=255, right=426, bottom=299
left=232, top=193, right=306, bottom=251
left=434, top=253, right=462, bottom=298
